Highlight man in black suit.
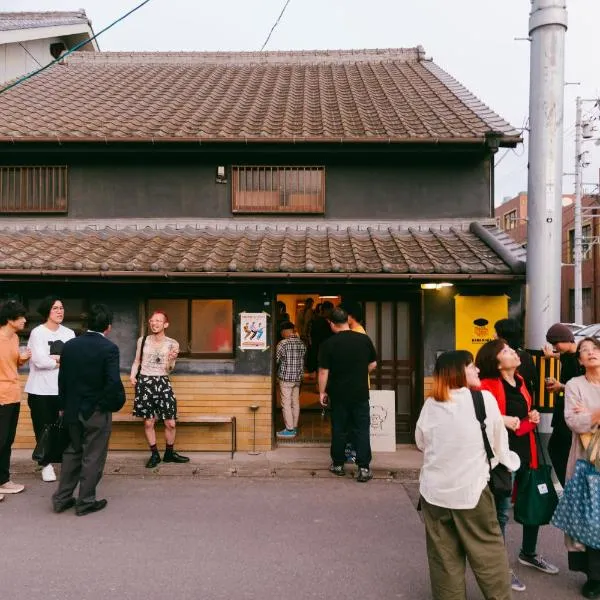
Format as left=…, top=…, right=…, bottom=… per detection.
left=52, top=304, right=125, bottom=516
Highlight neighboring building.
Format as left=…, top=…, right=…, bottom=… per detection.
left=0, top=48, right=524, bottom=449
left=496, top=191, right=600, bottom=324
left=0, top=11, right=96, bottom=84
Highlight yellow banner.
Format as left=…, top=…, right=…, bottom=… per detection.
left=455, top=295, right=508, bottom=357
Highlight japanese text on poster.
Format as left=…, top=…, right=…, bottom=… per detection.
left=240, top=312, right=267, bottom=350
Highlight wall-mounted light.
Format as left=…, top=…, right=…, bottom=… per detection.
left=420, top=282, right=454, bottom=290
left=216, top=166, right=227, bottom=184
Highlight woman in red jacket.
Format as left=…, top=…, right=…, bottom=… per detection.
left=476, top=339, right=558, bottom=593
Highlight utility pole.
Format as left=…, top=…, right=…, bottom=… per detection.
left=574, top=96, right=583, bottom=324
left=525, top=0, right=568, bottom=348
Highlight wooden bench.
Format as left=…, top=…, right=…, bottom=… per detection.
left=112, top=414, right=237, bottom=458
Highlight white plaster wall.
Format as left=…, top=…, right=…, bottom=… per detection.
left=0, top=37, right=62, bottom=83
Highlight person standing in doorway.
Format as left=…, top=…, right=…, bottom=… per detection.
left=0, top=300, right=31, bottom=501
left=25, top=296, right=75, bottom=482
left=130, top=310, right=189, bottom=468
left=318, top=307, right=377, bottom=482
left=543, top=323, right=584, bottom=486
left=307, top=301, right=334, bottom=376
left=52, top=304, right=125, bottom=516
left=275, top=321, right=306, bottom=439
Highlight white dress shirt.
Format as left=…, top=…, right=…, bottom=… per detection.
left=416, top=387, right=520, bottom=509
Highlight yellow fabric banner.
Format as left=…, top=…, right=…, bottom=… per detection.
left=455, top=295, right=509, bottom=357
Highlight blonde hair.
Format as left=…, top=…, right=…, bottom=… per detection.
left=431, top=350, right=473, bottom=402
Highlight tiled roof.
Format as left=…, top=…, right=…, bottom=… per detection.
left=0, top=220, right=523, bottom=277
left=0, top=48, right=521, bottom=144
left=0, top=11, right=90, bottom=32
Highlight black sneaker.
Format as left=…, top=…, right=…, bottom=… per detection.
left=329, top=464, right=345, bottom=476
left=582, top=579, right=600, bottom=599
left=145, top=452, right=161, bottom=469
left=163, top=451, right=190, bottom=464
left=356, top=468, right=373, bottom=483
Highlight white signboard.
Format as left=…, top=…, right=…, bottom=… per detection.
left=369, top=390, right=396, bottom=452
left=239, top=312, right=268, bottom=350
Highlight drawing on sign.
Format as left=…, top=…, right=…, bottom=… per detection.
left=370, top=404, right=388, bottom=432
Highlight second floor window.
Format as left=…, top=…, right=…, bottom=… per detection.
left=0, top=166, right=68, bottom=213
left=232, top=166, right=325, bottom=213
left=503, top=210, right=518, bottom=230
left=568, top=224, right=593, bottom=262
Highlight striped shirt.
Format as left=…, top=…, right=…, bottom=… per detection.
left=276, top=335, right=306, bottom=383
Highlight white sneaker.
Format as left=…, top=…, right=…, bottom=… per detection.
left=0, top=481, right=25, bottom=494
left=0, top=494, right=4, bottom=502
left=41, top=464, right=57, bottom=482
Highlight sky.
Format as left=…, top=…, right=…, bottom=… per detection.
left=5, top=0, right=600, bottom=205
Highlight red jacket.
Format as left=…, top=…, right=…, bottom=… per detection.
left=479, top=375, right=538, bottom=469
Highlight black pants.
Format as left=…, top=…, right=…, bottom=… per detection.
left=330, top=396, right=371, bottom=468
left=0, top=403, right=20, bottom=486
left=569, top=548, right=600, bottom=581
left=548, top=430, right=570, bottom=487
left=52, top=411, right=112, bottom=511
left=28, top=394, right=61, bottom=466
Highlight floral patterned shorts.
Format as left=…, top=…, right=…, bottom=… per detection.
left=133, top=375, right=177, bottom=420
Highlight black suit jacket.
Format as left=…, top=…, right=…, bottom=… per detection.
left=58, top=331, right=126, bottom=423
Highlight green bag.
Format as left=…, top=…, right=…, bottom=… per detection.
left=514, top=430, right=558, bottom=526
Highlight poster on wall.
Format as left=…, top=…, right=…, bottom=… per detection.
left=455, top=295, right=509, bottom=357
left=239, top=312, right=268, bottom=350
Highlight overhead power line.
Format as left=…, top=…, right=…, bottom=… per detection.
left=0, top=0, right=153, bottom=96
left=260, top=0, right=292, bottom=51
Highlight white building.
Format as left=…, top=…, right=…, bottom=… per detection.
left=0, top=11, right=97, bottom=84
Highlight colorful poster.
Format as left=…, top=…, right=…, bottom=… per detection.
left=239, top=312, right=268, bottom=350
left=455, top=295, right=509, bottom=357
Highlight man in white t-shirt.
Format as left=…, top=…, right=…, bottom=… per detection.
left=25, top=296, right=75, bottom=482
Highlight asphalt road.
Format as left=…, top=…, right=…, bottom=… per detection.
left=1, top=476, right=587, bottom=599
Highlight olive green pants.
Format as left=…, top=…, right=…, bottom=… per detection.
left=421, top=486, right=511, bottom=600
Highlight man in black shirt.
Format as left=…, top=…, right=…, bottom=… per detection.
left=318, top=307, right=377, bottom=482
left=543, top=323, right=584, bottom=486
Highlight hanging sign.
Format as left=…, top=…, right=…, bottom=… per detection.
left=455, top=295, right=509, bottom=357
left=239, top=312, right=268, bottom=350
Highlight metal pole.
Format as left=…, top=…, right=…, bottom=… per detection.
left=574, top=96, right=583, bottom=324
left=525, top=0, right=568, bottom=349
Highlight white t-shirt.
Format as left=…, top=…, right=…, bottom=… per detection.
left=416, top=387, right=520, bottom=509
left=24, top=324, right=75, bottom=395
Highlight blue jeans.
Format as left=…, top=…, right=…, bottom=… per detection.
left=495, top=468, right=540, bottom=556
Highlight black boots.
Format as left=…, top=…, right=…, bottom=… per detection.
left=145, top=452, right=161, bottom=469
left=163, top=450, right=190, bottom=463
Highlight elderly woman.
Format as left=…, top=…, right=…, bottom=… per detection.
left=476, top=338, right=559, bottom=593
left=564, top=337, right=600, bottom=599
left=416, top=350, right=519, bottom=600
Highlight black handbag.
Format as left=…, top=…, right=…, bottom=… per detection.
left=471, top=390, right=513, bottom=497
left=134, top=335, right=148, bottom=395
left=32, top=417, right=70, bottom=464
left=514, top=429, right=559, bottom=525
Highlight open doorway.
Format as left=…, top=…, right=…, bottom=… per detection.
left=274, top=293, right=340, bottom=445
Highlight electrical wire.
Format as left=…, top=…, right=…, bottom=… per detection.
left=18, top=42, right=43, bottom=68
left=0, top=0, right=153, bottom=96
left=260, top=0, right=292, bottom=51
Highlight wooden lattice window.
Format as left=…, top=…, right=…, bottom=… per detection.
left=0, top=166, right=68, bottom=213
left=232, top=166, right=325, bottom=213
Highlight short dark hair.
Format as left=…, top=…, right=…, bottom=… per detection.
left=37, top=295, right=63, bottom=320
left=279, top=321, right=295, bottom=332
left=494, top=318, right=521, bottom=350
left=329, top=307, right=348, bottom=325
left=431, top=350, right=473, bottom=401
left=339, top=301, right=363, bottom=322
left=0, top=299, right=27, bottom=326
left=86, top=304, right=113, bottom=333
left=321, top=301, right=334, bottom=312
left=475, top=338, right=507, bottom=379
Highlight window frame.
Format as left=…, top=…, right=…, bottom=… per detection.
left=231, top=165, right=325, bottom=214
left=144, top=299, right=235, bottom=359
left=568, top=224, right=593, bottom=263
left=0, top=165, right=68, bottom=214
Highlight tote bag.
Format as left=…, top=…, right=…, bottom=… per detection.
left=551, top=431, right=600, bottom=550
left=514, top=430, right=558, bottom=526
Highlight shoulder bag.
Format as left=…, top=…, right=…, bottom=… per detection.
left=514, top=429, right=558, bottom=525
left=551, top=429, right=600, bottom=549
left=471, top=389, right=513, bottom=497
left=32, top=417, right=69, bottom=464
left=135, top=335, right=148, bottom=393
